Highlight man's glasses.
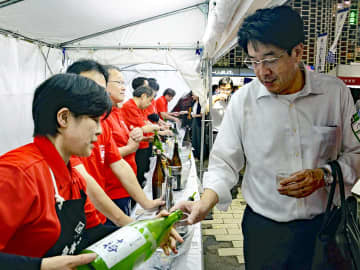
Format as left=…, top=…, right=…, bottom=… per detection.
left=109, top=80, right=124, bottom=86
left=244, top=52, right=286, bottom=70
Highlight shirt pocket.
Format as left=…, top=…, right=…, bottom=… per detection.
left=310, top=126, right=338, bottom=162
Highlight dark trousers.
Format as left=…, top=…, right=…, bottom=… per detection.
left=242, top=206, right=324, bottom=270
left=135, top=146, right=151, bottom=188
left=105, top=197, right=132, bottom=226
left=191, top=120, right=201, bottom=159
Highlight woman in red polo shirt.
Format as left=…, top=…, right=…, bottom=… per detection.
left=121, top=85, right=160, bottom=188
left=0, top=74, right=117, bottom=269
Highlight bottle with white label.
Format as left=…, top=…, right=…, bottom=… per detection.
left=77, top=210, right=183, bottom=270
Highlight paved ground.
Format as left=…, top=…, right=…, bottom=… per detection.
left=196, top=159, right=246, bottom=270
left=201, top=187, right=246, bottom=270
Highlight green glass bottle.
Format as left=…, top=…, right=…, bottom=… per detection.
left=153, top=130, right=163, bottom=152
left=77, top=210, right=183, bottom=270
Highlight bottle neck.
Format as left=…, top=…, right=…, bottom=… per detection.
left=165, top=210, right=183, bottom=226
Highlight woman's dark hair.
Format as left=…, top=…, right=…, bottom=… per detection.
left=66, top=59, right=109, bottom=83
left=32, top=73, right=112, bottom=137
left=132, top=77, right=148, bottom=91
left=163, top=88, right=176, bottom=97
left=148, top=78, right=160, bottom=91
left=133, top=85, right=153, bottom=98
left=238, top=5, right=305, bottom=55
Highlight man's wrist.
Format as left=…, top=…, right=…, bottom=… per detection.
left=320, top=166, right=333, bottom=186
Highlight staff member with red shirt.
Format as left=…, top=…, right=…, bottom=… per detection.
left=0, top=74, right=115, bottom=269
left=155, top=88, right=181, bottom=125
left=67, top=60, right=163, bottom=219
left=103, top=65, right=150, bottom=221
left=121, top=85, right=160, bottom=188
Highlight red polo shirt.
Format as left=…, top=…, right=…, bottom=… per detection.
left=155, top=96, right=168, bottom=119
left=0, top=136, right=101, bottom=257
left=103, top=107, right=136, bottom=200
left=71, top=120, right=122, bottom=223
left=121, top=99, right=149, bottom=149
left=143, top=99, right=158, bottom=118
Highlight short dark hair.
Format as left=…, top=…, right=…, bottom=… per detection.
left=238, top=5, right=305, bottom=55
left=66, top=59, right=109, bottom=83
left=132, top=77, right=148, bottom=91
left=103, top=64, right=121, bottom=73
left=148, top=78, right=159, bottom=91
left=163, top=88, right=176, bottom=97
left=218, top=77, right=233, bottom=88
left=133, top=85, right=153, bottom=98
left=32, top=73, right=112, bottom=137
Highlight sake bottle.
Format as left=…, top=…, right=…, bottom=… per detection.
left=152, top=150, right=165, bottom=200
left=77, top=210, right=183, bottom=270
left=153, top=130, right=163, bottom=152
left=169, top=138, right=182, bottom=191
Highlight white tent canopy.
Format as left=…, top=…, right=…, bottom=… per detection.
left=0, top=0, right=286, bottom=154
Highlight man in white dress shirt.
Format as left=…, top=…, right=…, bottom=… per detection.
left=175, top=5, right=360, bottom=269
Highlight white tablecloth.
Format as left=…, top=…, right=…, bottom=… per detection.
left=132, top=156, right=203, bottom=270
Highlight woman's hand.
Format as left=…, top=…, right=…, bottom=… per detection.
left=156, top=210, right=184, bottom=255
left=41, top=253, right=97, bottom=270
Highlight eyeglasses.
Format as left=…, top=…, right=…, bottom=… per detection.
left=109, top=80, right=125, bottom=86
left=244, top=52, right=286, bottom=70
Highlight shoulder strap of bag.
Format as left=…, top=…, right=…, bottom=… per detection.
left=325, top=161, right=338, bottom=213
left=328, top=160, right=347, bottom=216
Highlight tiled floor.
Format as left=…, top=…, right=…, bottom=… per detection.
left=201, top=188, right=246, bottom=268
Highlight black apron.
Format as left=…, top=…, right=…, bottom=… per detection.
left=44, top=168, right=88, bottom=257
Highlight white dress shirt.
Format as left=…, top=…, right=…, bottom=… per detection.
left=203, top=66, right=360, bottom=222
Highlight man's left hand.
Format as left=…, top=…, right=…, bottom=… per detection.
left=277, top=168, right=325, bottom=198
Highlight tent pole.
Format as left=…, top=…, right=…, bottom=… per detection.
left=200, top=58, right=212, bottom=181
left=0, top=28, right=55, bottom=48
left=0, top=0, right=24, bottom=9
left=38, top=45, right=54, bottom=76
left=62, top=45, right=197, bottom=50
left=59, top=2, right=208, bottom=47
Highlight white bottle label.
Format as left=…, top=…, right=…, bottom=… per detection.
left=86, top=226, right=146, bottom=268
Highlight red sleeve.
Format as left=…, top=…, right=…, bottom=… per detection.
left=102, top=121, right=122, bottom=166
left=0, top=165, right=35, bottom=250
left=121, top=100, right=146, bottom=128
left=155, top=96, right=167, bottom=113
left=70, top=156, right=83, bottom=167
left=73, top=169, right=102, bottom=229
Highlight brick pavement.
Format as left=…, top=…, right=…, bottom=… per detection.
left=201, top=188, right=246, bottom=265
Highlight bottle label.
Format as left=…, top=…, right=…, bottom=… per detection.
left=86, top=226, right=146, bottom=268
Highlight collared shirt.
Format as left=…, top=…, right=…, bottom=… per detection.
left=155, top=96, right=168, bottom=119
left=71, top=120, right=122, bottom=223
left=0, top=136, right=101, bottom=257
left=104, top=107, right=134, bottom=200
left=144, top=99, right=158, bottom=118
left=203, top=66, right=360, bottom=222
left=121, top=99, right=149, bottom=149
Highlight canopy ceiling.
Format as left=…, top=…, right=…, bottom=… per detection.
left=0, top=0, right=207, bottom=48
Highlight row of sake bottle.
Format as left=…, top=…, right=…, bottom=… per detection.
left=152, top=132, right=183, bottom=200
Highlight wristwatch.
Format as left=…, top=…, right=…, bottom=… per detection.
left=320, top=167, right=333, bottom=186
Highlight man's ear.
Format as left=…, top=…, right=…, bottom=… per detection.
left=57, top=108, right=71, bottom=128
left=292, top=43, right=303, bottom=62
